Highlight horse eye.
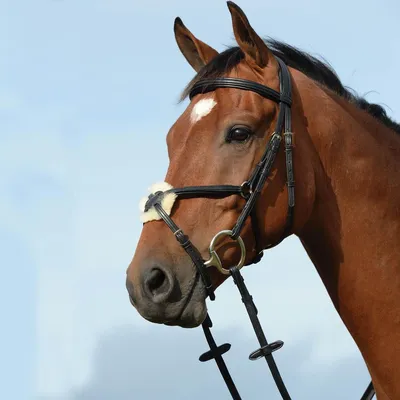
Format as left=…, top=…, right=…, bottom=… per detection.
left=226, top=126, right=252, bottom=143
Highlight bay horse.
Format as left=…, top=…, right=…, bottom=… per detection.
left=126, top=2, right=400, bottom=399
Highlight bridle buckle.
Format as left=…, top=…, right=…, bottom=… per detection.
left=240, top=181, right=252, bottom=199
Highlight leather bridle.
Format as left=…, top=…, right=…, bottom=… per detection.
left=141, top=56, right=375, bottom=400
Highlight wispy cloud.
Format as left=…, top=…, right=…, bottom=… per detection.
left=37, top=323, right=371, bottom=400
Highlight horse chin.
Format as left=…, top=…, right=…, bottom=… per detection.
left=177, top=300, right=208, bottom=328
left=139, top=298, right=207, bottom=328
left=164, top=290, right=207, bottom=328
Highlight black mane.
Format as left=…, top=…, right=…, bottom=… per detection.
left=181, top=38, right=400, bottom=134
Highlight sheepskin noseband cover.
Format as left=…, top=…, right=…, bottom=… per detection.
left=139, top=182, right=177, bottom=223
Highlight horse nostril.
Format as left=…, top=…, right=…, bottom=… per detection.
left=144, top=267, right=172, bottom=302
left=148, top=268, right=166, bottom=293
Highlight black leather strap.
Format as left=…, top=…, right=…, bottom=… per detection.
left=200, top=315, right=241, bottom=400
left=360, top=382, right=376, bottom=400
left=230, top=266, right=291, bottom=400
left=231, top=132, right=282, bottom=241
left=189, top=77, right=284, bottom=104
left=153, top=202, right=215, bottom=300
left=169, top=185, right=244, bottom=199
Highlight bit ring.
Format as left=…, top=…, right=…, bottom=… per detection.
left=204, top=230, right=246, bottom=275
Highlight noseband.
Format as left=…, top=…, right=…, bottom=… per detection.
left=141, top=57, right=375, bottom=400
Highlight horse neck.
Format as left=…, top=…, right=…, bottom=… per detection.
left=294, top=72, right=400, bottom=392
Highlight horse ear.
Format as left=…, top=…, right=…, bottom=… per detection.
left=174, top=17, right=219, bottom=72
left=226, top=1, right=273, bottom=68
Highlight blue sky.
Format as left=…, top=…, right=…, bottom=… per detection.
left=1, top=0, right=399, bottom=399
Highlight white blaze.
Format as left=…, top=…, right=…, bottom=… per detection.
left=190, top=98, right=217, bottom=123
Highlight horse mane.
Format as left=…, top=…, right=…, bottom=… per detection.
left=180, top=38, right=400, bottom=135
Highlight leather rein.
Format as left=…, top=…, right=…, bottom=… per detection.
left=142, top=57, right=375, bottom=400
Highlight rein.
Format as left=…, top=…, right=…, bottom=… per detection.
left=142, top=57, right=375, bottom=399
